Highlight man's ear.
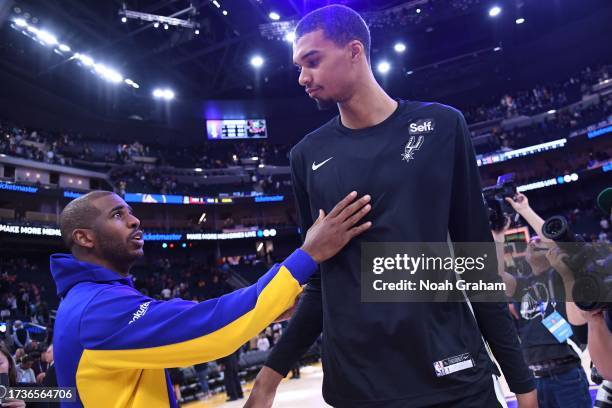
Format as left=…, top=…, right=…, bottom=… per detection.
left=348, top=40, right=364, bottom=62
left=72, top=229, right=95, bottom=249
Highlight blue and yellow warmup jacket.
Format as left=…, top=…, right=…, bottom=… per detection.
left=50, top=249, right=316, bottom=407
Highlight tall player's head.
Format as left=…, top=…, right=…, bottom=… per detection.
left=292, top=5, right=371, bottom=110
left=60, top=191, right=144, bottom=275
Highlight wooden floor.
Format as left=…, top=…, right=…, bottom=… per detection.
left=185, top=352, right=597, bottom=408
left=184, top=364, right=331, bottom=408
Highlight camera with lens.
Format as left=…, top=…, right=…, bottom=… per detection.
left=483, top=173, right=517, bottom=231
left=542, top=215, right=612, bottom=311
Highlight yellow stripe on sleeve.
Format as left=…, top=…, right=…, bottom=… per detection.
left=82, top=266, right=302, bottom=369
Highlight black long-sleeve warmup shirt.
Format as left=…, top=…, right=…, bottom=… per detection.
left=266, top=100, right=535, bottom=407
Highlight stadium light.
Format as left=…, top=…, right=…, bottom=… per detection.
left=153, top=88, right=175, bottom=100
left=37, top=30, right=58, bottom=46
left=515, top=17, right=525, bottom=24
left=285, top=31, right=296, bottom=42
left=223, top=10, right=228, bottom=16
left=489, top=6, right=501, bottom=17
left=153, top=22, right=160, bottom=28
left=11, top=15, right=140, bottom=89
left=269, top=12, right=280, bottom=21
left=416, top=8, right=421, bottom=14
left=75, top=53, right=94, bottom=66
left=377, top=61, right=391, bottom=74
left=26, top=25, right=39, bottom=35
left=394, top=42, right=406, bottom=53
left=250, top=55, right=264, bottom=68
left=125, top=78, right=141, bottom=89
left=547, top=109, right=556, bottom=114
left=195, top=29, right=200, bottom=35
left=121, top=17, right=127, bottom=23
left=163, top=24, right=169, bottom=30
left=94, top=63, right=123, bottom=83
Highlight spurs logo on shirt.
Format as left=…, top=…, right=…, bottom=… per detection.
left=401, top=136, right=424, bottom=162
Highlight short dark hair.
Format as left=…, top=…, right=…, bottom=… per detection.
left=295, top=5, right=371, bottom=63
left=59, top=190, right=114, bottom=249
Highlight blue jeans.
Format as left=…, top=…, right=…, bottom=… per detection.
left=534, top=366, right=592, bottom=408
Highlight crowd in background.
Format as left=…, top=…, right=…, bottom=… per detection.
left=463, top=64, right=612, bottom=123
left=0, top=64, right=609, bottom=174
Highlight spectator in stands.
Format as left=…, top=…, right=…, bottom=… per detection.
left=11, top=321, right=31, bottom=349
left=257, top=334, right=270, bottom=352
left=168, top=368, right=184, bottom=405
left=290, top=363, right=301, bottom=380
left=194, top=362, right=211, bottom=399
left=0, top=344, right=26, bottom=407
left=15, top=354, right=36, bottom=384
left=26, top=340, right=40, bottom=353
left=218, top=350, right=243, bottom=402
left=12, top=348, right=24, bottom=363
left=35, top=344, right=53, bottom=384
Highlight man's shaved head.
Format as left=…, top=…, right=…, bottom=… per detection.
left=59, top=191, right=114, bottom=249
left=59, top=191, right=144, bottom=275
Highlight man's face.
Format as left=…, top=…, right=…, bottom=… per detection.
left=293, top=30, right=359, bottom=110
left=90, top=194, right=144, bottom=265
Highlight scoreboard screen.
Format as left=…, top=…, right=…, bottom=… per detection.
left=206, top=119, right=267, bottom=140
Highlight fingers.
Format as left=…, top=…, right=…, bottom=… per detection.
left=316, top=209, right=325, bottom=222
left=348, top=221, right=372, bottom=238
left=338, top=194, right=371, bottom=223
left=327, top=191, right=357, bottom=218
left=344, top=202, right=371, bottom=227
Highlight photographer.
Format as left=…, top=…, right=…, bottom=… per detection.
left=584, top=187, right=612, bottom=380
left=492, top=192, right=591, bottom=408
left=583, top=308, right=612, bottom=380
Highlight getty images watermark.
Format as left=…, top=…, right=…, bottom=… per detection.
left=361, top=242, right=508, bottom=302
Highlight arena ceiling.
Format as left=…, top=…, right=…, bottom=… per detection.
left=1, top=0, right=611, bottom=121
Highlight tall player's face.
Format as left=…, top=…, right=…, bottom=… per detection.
left=293, top=29, right=358, bottom=110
